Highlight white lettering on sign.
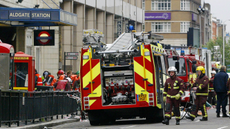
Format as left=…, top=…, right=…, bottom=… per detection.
left=32, top=13, right=50, bottom=18
left=9, top=13, right=30, bottom=18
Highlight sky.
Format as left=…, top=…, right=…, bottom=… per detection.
left=203, top=0, right=230, bottom=32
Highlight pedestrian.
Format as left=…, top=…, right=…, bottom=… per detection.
left=162, top=66, right=184, bottom=125
left=57, top=69, right=65, bottom=81
left=72, top=71, right=80, bottom=91
left=214, top=66, right=229, bottom=117
left=208, top=70, right=216, bottom=106
left=227, top=77, right=230, bottom=117
left=187, top=66, right=209, bottom=121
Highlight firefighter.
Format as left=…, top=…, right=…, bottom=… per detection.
left=187, top=66, right=209, bottom=121
left=208, top=70, right=216, bottom=106
left=162, top=66, right=184, bottom=125
left=54, top=77, right=71, bottom=91
left=35, top=69, right=43, bottom=86
left=72, top=71, right=80, bottom=90
left=57, top=69, right=65, bottom=81
left=42, top=71, right=49, bottom=84
left=44, top=72, right=56, bottom=86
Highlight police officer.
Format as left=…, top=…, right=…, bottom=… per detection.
left=162, top=66, right=184, bottom=125
left=187, top=66, right=209, bottom=121
left=208, top=70, right=216, bottom=106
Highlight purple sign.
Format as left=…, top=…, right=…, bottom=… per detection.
left=145, top=13, right=171, bottom=20
left=192, top=13, right=197, bottom=21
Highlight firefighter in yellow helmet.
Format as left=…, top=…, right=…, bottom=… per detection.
left=162, top=66, right=184, bottom=125
left=187, top=66, right=209, bottom=121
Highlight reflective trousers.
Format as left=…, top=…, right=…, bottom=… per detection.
left=190, top=96, right=208, bottom=118
left=165, top=97, right=181, bottom=120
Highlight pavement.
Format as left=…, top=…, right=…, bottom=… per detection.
left=0, top=115, right=80, bottom=129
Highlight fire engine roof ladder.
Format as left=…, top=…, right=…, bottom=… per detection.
left=105, top=32, right=138, bottom=51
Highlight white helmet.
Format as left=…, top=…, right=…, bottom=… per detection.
left=66, top=77, right=72, bottom=83
left=211, top=70, right=216, bottom=74
left=168, top=66, right=177, bottom=72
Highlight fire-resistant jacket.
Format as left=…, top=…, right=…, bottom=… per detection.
left=163, top=76, right=184, bottom=98
left=209, top=76, right=214, bottom=92
left=192, top=75, right=209, bottom=96
left=35, top=73, right=43, bottom=86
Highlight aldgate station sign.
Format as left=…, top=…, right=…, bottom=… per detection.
left=9, top=12, right=51, bottom=19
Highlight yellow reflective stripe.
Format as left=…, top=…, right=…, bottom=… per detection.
left=199, top=84, right=203, bottom=90
left=135, top=83, right=149, bottom=103
left=209, top=88, right=214, bottom=90
left=203, top=104, right=208, bottom=117
left=196, top=93, right=208, bottom=96
left=82, top=62, right=100, bottom=88
left=165, top=114, right=171, bottom=117
left=179, top=90, right=184, bottom=94
left=163, top=92, right=167, bottom=95
left=175, top=116, right=181, bottom=119
left=173, top=86, right=179, bottom=89
left=167, top=94, right=176, bottom=98
left=228, top=91, right=230, bottom=93
left=190, top=114, right=196, bottom=118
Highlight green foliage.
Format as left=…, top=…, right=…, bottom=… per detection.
left=204, top=37, right=230, bottom=66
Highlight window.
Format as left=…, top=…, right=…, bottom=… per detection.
left=168, top=58, right=186, bottom=76
left=180, top=22, right=190, bottom=33
left=142, top=0, right=145, bottom=10
left=151, top=22, right=171, bottom=33
left=181, top=0, right=190, bottom=10
left=151, top=0, right=171, bottom=11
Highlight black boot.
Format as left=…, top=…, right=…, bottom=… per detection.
left=162, top=118, right=169, bottom=125
left=200, top=117, right=208, bottom=121
left=186, top=116, right=195, bottom=121
left=223, top=114, right=229, bottom=117
left=176, top=119, right=180, bottom=125
left=217, top=113, right=220, bottom=117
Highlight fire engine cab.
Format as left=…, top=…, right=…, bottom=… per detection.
left=80, top=30, right=168, bottom=125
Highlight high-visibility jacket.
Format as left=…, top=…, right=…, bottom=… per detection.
left=58, top=75, right=65, bottom=81
left=45, top=75, right=56, bottom=86
left=35, top=73, right=43, bottom=86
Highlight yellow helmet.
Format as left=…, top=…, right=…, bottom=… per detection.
left=196, top=66, right=205, bottom=74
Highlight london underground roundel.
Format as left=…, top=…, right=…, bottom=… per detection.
left=38, top=31, right=51, bottom=45
left=34, top=30, right=54, bottom=46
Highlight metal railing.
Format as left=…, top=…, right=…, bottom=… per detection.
left=0, top=90, right=79, bottom=127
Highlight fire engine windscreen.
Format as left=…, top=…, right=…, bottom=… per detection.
left=168, top=58, right=186, bottom=76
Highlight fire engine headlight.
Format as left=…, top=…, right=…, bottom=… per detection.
left=144, top=51, right=150, bottom=56
left=83, top=55, right=89, bottom=60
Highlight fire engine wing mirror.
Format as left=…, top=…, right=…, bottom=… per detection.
left=175, top=62, right=180, bottom=73
left=192, top=64, right=197, bottom=73
left=173, top=56, right=179, bottom=60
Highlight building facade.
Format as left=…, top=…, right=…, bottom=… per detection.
left=143, top=0, right=211, bottom=47
left=0, top=0, right=144, bottom=77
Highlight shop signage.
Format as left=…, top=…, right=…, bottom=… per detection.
left=145, top=13, right=171, bottom=20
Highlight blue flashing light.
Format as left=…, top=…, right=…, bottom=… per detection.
left=157, top=41, right=159, bottom=43
left=129, top=25, right=134, bottom=31
left=181, top=50, right=185, bottom=55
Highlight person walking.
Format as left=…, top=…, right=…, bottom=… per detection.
left=162, top=66, right=184, bottom=125
left=208, top=70, right=216, bottom=106
left=214, top=66, right=229, bottom=117
left=186, top=66, right=209, bottom=121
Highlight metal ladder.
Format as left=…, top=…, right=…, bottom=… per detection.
left=105, top=33, right=137, bottom=51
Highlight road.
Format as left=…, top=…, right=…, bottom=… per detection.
left=52, top=107, right=230, bottom=129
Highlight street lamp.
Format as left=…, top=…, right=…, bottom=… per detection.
left=222, top=19, right=230, bottom=66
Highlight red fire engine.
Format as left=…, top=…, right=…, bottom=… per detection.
left=80, top=30, right=168, bottom=125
